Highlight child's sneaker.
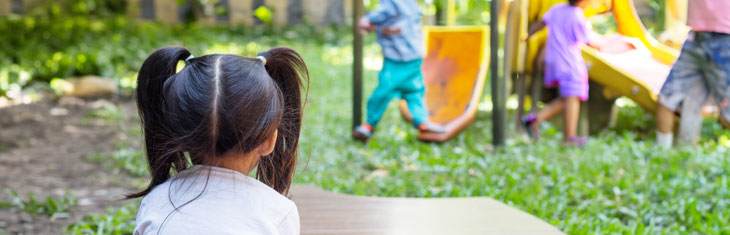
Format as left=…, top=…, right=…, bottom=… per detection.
left=566, top=136, right=588, bottom=147
left=522, top=114, right=540, bottom=140
left=353, top=124, right=374, bottom=142
left=418, top=122, right=446, bottom=133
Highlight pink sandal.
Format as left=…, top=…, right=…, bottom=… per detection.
left=566, top=136, right=588, bottom=147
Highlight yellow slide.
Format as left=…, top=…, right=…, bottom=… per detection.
left=399, top=26, right=490, bottom=142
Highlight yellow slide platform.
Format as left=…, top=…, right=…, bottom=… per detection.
left=399, top=26, right=490, bottom=142
left=582, top=0, right=678, bottom=112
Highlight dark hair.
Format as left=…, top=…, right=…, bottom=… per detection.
left=128, top=46, right=308, bottom=199
left=569, top=0, right=583, bottom=6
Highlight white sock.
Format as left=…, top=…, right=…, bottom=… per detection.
left=656, top=131, right=673, bottom=148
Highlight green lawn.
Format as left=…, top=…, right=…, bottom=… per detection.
left=3, top=17, right=729, bottom=234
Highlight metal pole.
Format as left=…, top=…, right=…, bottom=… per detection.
left=352, top=0, right=364, bottom=129
left=490, top=0, right=505, bottom=146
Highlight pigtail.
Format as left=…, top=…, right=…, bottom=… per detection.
left=128, top=47, right=192, bottom=199
left=256, top=47, right=309, bottom=195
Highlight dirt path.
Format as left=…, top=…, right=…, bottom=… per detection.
left=0, top=97, right=140, bottom=234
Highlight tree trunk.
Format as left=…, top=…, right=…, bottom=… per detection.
left=288, top=0, right=303, bottom=24
left=216, top=0, right=230, bottom=24
left=434, top=0, right=444, bottom=25
left=140, top=0, right=155, bottom=20
left=324, top=0, right=344, bottom=26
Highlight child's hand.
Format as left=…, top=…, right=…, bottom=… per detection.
left=523, top=34, right=531, bottom=42
left=382, top=27, right=402, bottom=35
left=358, top=18, right=376, bottom=35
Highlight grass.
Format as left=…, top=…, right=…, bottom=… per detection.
left=4, top=20, right=721, bottom=234
left=66, top=203, right=137, bottom=235
left=87, top=144, right=147, bottom=178
left=83, top=103, right=128, bottom=124
left=1, top=189, right=77, bottom=219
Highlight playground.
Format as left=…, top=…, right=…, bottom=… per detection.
left=1, top=0, right=730, bottom=234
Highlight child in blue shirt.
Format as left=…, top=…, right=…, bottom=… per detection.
left=353, top=0, right=444, bottom=142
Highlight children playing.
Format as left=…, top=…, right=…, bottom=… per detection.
left=523, top=0, right=594, bottom=146
left=130, top=46, right=308, bottom=234
left=353, top=0, right=444, bottom=142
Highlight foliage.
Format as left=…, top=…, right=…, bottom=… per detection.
left=23, top=0, right=126, bottom=17
left=0, top=12, right=349, bottom=97
left=452, top=0, right=491, bottom=25
left=643, top=0, right=666, bottom=36
left=66, top=203, right=138, bottom=235
left=1, top=189, right=77, bottom=219
left=85, top=104, right=147, bottom=177
left=88, top=145, right=148, bottom=178
left=84, top=103, right=128, bottom=124
left=254, top=6, right=274, bottom=24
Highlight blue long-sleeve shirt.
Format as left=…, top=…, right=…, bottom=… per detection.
left=365, top=0, right=424, bottom=62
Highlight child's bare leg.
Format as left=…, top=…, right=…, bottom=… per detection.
left=535, top=98, right=565, bottom=124
left=563, top=97, right=580, bottom=141
left=656, top=104, right=675, bottom=134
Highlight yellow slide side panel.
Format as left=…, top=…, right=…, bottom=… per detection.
left=582, top=48, right=658, bottom=111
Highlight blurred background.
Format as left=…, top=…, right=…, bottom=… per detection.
left=1, top=0, right=728, bottom=234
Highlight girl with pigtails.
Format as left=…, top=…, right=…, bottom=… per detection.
left=130, top=46, right=308, bottom=235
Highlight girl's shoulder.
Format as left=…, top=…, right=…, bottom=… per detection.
left=193, top=165, right=296, bottom=213
left=134, top=166, right=298, bottom=234
left=243, top=174, right=297, bottom=210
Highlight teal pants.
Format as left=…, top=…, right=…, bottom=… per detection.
left=366, top=58, right=429, bottom=127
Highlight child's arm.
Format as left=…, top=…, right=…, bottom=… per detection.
left=586, top=32, right=605, bottom=49
left=364, top=0, right=397, bottom=26
left=526, top=20, right=546, bottom=40
left=579, top=22, right=605, bottom=50
left=359, top=0, right=398, bottom=34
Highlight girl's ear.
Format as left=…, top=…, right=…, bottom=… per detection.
left=258, top=130, right=278, bottom=157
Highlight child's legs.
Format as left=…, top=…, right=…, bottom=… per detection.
left=563, top=96, right=580, bottom=140
left=402, top=88, right=428, bottom=126
left=704, top=34, right=730, bottom=130
left=365, top=64, right=401, bottom=127
left=657, top=37, right=704, bottom=134
left=556, top=74, right=588, bottom=139
left=396, top=59, right=429, bottom=126
left=535, top=98, right=565, bottom=123
left=656, top=104, right=676, bottom=133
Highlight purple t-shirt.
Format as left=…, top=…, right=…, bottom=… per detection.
left=542, top=3, right=590, bottom=99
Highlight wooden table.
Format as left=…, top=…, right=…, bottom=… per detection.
left=290, top=185, right=564, bottom=235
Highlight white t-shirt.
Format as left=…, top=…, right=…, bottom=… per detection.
left=134, top=165, right=300, bottom=235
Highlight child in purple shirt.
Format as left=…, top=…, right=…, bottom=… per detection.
left=523, top=0, right=593, bottom=146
